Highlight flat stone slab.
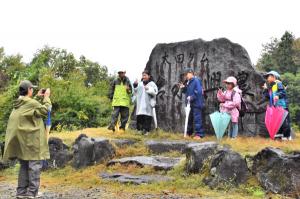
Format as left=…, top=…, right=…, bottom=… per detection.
left=107, top=156, right=182, bottom=170
left=145, top=140, right=190, bottom=154
left=100, top=173, right=172, bottom=185
left=111, top=139, right=137, bottom=148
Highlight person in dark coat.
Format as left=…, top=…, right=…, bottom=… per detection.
left=179, top=68, right=205, bottom=139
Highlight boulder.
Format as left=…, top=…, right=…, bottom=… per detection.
left=145, top=140, right=189, bottom=154
left=203, top=148, right=249, bottom=188
left=93, top=138, right=116, bottom=163
left=72, top=134, right=115, bottom=169
left=0, top=142, right=17, bottom=170
left=100, top=173, right=172, bottom=185
left=132, top=38, right=267, bottom=136
left=185, top=142, right=218, bottom=173
left=0, top=142, right=4, bottom=157
left=107, top=156, right=182, bottom=171
left=46, top=137, right=73, bottom=169
left=252, top=147, right=300, bottom=197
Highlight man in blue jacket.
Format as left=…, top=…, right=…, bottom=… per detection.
left=180, top=68, right=205, bottom=139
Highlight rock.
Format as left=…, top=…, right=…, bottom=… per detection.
left=185, top=142, right=218, bottom=173
left=0, top=142, right=4, bottom=157
left=72, top=135, right=115, bottom=169
left=45, top=137, right=73, bottom=169
left=0, top=142, right=17, bottom=170
left=93, top=138, right=115, bottom=163
left=203, top=148, right=249, bottom=188
left=131, top=38, right=267, bottom=136
left=107, top=156, right=182, bottom=171
left=72, top=136, right=95, bottom=169
left=111, top=139, right=137, bottom=148
left=145, top=140, right=189, bottom=154
left=252, top=147, right=300, bottom=197
left=100, top=173, right=172, bottom=185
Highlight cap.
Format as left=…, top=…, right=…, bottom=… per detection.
left=183, top=68, right=194, bottom=74
left=117, top=68, right=126, bottom=73
left=19, top=80, right=37, bottom=91
left=223, top=76, right=237, bottom=86
left=264, top=71, right=280, bottom=79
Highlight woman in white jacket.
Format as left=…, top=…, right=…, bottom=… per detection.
left=133, top=70, right=158, bottom=134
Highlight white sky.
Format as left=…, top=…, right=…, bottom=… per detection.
left=0, top=0, right=299, bottom=80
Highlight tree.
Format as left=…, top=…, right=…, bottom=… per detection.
left=256, top=31, right=299, bottom=74
left=79, top=56, right=108, bottom=86
left=292, top=38, right=300, bottom=67
left=256, top=38, right=279, bottom=72
left=274, top=31, right=297, bottom=74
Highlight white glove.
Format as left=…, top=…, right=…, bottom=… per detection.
left=187, top=96, right=191, bottom=102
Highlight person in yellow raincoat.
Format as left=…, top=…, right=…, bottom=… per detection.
left=2, top=80, right=51, bottom=199
left=108, top=69, right=133, bottom=133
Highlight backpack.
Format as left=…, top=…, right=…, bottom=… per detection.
left=231, top=91, right=248, bottom=117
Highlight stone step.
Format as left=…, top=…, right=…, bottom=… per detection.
left=145, top=140, right=192, bottom=154
left=100, top=172, right=172, bottom=185
left=107, top=156, right=183, bottom=171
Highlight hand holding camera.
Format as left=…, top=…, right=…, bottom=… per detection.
left=38, top=88, right=51, bottom=98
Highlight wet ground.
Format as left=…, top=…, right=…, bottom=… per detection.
left=0, top=182, right=205, bottom=199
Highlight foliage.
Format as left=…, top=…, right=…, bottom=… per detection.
left=0, top=46, right=112, bottom=134
left=281, top=73, right=300, bottom=127
left=256, top=31, right=299, bottom=74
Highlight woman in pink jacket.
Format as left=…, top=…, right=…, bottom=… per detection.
left=217, top=76, right=242, bottom=138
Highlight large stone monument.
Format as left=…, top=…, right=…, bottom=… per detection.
left=141, top=38, right=267, bottom=136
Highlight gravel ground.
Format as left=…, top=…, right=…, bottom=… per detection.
left=0, top=182, right=207, bottom=199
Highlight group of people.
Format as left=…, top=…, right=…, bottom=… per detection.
left=107, top=69, right=158, bottom=134
left=108, top=68, right=291, bottom=140
left=1, top=67, right=291, bottom=198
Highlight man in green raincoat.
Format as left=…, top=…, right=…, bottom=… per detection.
left=2, top=80, right=51, bottom=198
left=108, top=69, right=133, bottom=133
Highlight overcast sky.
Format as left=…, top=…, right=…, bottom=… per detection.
left=0, top=0, right=299, bottom=80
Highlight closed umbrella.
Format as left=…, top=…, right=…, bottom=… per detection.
left=152, top=107, right=158, bottom=130
left=265, top=106, right=287, bottom=140
left=184, top=102, right=191, bottom=138
left=45, top=107, right=52, bottom=141
left=209, top=111, right=231, bottom=140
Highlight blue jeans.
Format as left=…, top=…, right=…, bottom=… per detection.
left=229, top=122, right=238, bottom=138
left=187, top=107, right=204, bottom=137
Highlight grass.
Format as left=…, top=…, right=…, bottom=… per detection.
left=1, top=127, right=299, bottom=198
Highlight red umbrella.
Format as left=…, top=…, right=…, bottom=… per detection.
left=265, top=95, right=288, bottom=140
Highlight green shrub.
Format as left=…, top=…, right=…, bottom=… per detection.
left=39, top=69, right=111, bottom=131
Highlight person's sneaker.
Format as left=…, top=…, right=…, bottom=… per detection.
left=16, top=193, right=34, bottom=199
left=282, top=137, right=288, bottom=141
left=275, top=134, right=283, bottom=138
left=35, top=192, right=44, bottom=198
left=193, top=135, right=202, bottom=140
left=118, top=128, right=125, bottom=133
left=107, top=125, right=115, bottom=132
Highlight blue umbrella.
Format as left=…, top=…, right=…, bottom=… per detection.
left=209, top=111, right=231, bottom=140
left=45, top=107, right=52, bottom=141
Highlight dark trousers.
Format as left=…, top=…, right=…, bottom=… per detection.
left=109, top=106, right=129, bottom=129
left=187, top=107, right=204, bottom=137
left=136, top=115, right=152, bottom=132
left=278, top=112, right=291, bottom=138
left=17, top=160, right=42, bottom=197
